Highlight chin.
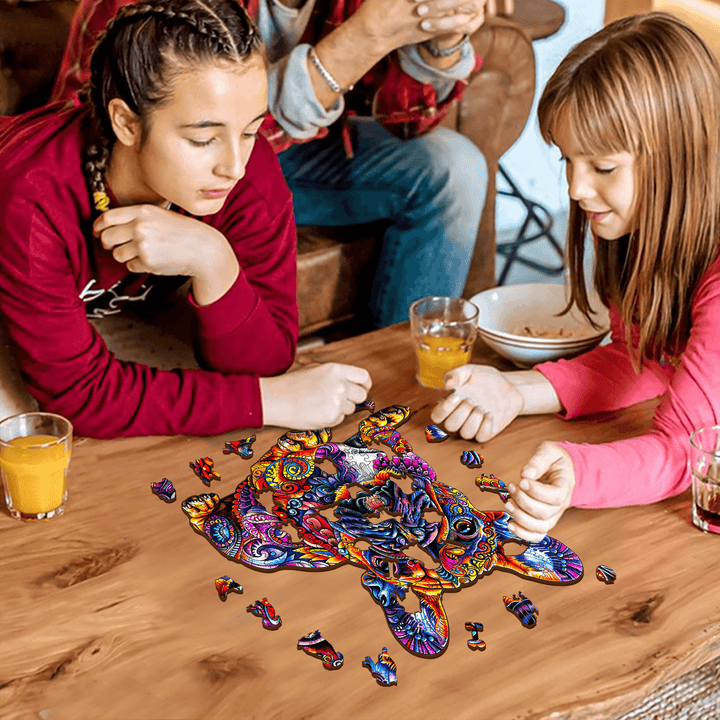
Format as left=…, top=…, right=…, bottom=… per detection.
left=178, top=196, right=226, bottom=216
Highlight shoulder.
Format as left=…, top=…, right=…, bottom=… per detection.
left=693, top=249, right=720, bottom=308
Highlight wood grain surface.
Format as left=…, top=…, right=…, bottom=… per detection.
left=2, top=324, right=719, bottom=720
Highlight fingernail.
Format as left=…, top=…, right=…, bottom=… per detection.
left=505, top=502, right=515, bottom=513
left=507, top=483, right=516, bottom=493
left=417, top=4, right=429, bottom=15
left=421, top=19, right=432, bottom=30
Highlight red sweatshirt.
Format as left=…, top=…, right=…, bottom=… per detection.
left=0, top=104, right=298, bottom=438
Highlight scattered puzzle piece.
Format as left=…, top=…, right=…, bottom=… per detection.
left=190, top=457, right=221, bottom=485
left=354, top=400, right=376, bottom=413
left=461, top=450, right=484, bottom=468
left=362, top=647, right=398, bottom=686
left=475, top=474, right=509, bottom=502
left=298, top=630, right=344, bottom=669
left=151, top=478, right=176, bottom=502
left=424, top=424, right=449, bottom=443
left=596, top=565, right=616, bottom=584
left=223, top=435, right=256, bottom=459
left=215, top=575, right=243, bottom=601
left=246, top=598, right=282, bottom=629
left=464, top=622, right=486, bottom=650
left=503, top=591, right=539, bottom=628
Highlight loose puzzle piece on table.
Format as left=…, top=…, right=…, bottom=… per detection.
left=464, top=622, right=486, bottom=650
left=424, top=424, right=449, bottom=443
left=298, top=630, right=343, bottom=670
left=215, top=575, right=243, bottom=601
left=475, top=474, right=510, bottom=502
left=596, top=565, right=616, bottom=584
left=461, top=450, right=484, bottom=468
left=151, top=478, right=176, bottom=502
left=223, top=435, right=256, bottom=459
left=246, top=598, right=282, bottom=629
left=362, top=647, right=398, bottom=686
left=355, top=400, right=375, bottom=413
left=189, top=457, right=221, bottom=485
left=181, top=405, right=583, bottom=657
left=503, top=591, right=539, bottom=628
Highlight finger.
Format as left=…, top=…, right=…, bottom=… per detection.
left=506, top=487, right=557, bottom=522
left=442, top=398, right=475, bottom=433
left=343, top=364, right=372, bottom=390
left=458, top=406, right=483, bottom=440
left=443, top=364, right=474, bottom=390
left=111, top=240, right=139, bottom=265
left=518, top=476, right=569, bottom=506
left=421, top=12, right=477, bottom=32
left=98, top=224, right=135, bottom=251
left=346, top=381, right=370, bottom=406
left=475, top=411, right=495, bottom=442
left=93, top=206, right=147, bottom=237
left=520, top=441, right=562, bottom=482
left=430, top=392, right=463, bottom=424
left=506, top=519, right=548, bottom=544
left=505, top=500, right=557, bottom=536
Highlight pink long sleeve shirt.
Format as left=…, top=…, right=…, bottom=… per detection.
left=0, top=104, right=298, bottom=438
left=535, top=253, right=720, bottom=509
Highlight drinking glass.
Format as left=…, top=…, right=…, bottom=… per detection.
left=0, top=412, right=73, bottom=521
left=688, top=425, right=720, bottom=534
left=410, top=296, right=479, bottom=389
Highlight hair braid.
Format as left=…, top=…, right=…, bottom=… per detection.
left=82, top=0, right=263, bottom=213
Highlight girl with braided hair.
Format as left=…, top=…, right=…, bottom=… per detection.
left=0, top=0, right=370, bottom=437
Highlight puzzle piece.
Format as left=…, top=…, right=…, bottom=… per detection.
left=461, top=450, right=484, bottom=468
left=475, top=474, right=509, bottom=502
left=189, top=457, right=221, bottom=485
left=596, top=565, right=616, bottom=584
left=424, top=424, right=449, bottom=443
left=503, top=591, right=539, bottom=628
left=222, top=435, right=256, bottom=459
left=464, top=622, right=486, bottom=650
left=246, top=598, right=282, bottom=629
left=215, top=575, right=243, bottom=601
left=151, top=478, right=176, bottom=502
left=298, top=630, right=344, bottom=670
left=362, top=647, right=398, bottom=686
left=354, top=400, right=375, bottom=413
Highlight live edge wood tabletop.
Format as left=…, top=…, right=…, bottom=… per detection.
left=2, top=324, right=719, bottom=720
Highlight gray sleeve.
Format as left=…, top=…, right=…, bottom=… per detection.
left=397, top=42, right=476, bottom=103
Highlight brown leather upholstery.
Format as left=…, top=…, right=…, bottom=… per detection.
left=0, top=1, right=536, bottom=335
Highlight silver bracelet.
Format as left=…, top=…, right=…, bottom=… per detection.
left=308, top=47, right=353, bottom=95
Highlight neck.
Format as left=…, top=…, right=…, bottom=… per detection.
left=105, top=142, right=166, bottom=207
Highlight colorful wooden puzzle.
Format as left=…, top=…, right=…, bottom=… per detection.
left=503, top=591, right=539, bottom=628
left=355, top=400, right=376, bottom=413
left=461, top=450, right=484, bottom=468
left=298, top=631, right=343, bottom=669
left=181, top=405, right=582, bottom=657
left=362, top=648, right=398, bottom=685
left=596, top=565, right=616, bottom=584
left=464, top=622, right=486, bottom=650
left=151, top=478, right=176, bottom=502
left=223, top=435, right=256, bottom=459
left=189, top=457, right=221, bottom=485
left=215, top=575, right=243, bottom=601
left=475, top=474, right=509, bottom=502
left=246, top=598, right=282, bottom=629
left=424, top=424, right=449, bottom=443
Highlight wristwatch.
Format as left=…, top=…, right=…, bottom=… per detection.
left=421, top=33, right=470, bottom=58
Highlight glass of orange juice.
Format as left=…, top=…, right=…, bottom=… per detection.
left=0, top=412, right=73, bottom=521
left=410, top=296, right=479, bottom=389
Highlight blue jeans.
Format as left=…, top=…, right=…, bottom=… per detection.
left=278, top=120, right=488, bottom=327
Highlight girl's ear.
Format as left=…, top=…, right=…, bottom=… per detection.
left=107, top=98, right=142, bottom=148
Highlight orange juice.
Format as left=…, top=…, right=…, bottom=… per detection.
left=415, top=336, right=471, bottom=388
left=0, top=435, right=70, bottom=514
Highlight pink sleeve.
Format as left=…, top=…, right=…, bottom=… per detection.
left=534, top=304, right=670, bottom=419
left=548, top=263, right=720, bottom=508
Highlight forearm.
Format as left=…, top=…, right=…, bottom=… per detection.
left=190, top=231, right=240, bottom=307
left=505, top=370, right=563, bottom=415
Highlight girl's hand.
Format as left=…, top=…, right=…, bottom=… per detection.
left=430, top=364, right=524, bottom=442
left=505, top=442, right=575, bottom=543
left=94, top=205, right=239, bottom=305
left=260, top=362, right=372, bottom=429
left=416, top=0, right=487, bottom=45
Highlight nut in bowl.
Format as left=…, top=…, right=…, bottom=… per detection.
left=469, top=283, right=610, bottom=368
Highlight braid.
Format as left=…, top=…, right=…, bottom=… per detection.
left=82, top=0, right=263, bottom=213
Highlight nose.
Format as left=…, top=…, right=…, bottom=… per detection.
left=214, top=139, right=249, bottom=182
left=567, top=163, right=595, bottom=203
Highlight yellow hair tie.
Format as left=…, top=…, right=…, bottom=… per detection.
left=93, top=191, right=110, bottom=212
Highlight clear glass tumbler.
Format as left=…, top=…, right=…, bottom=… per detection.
left=688, top=425, right=720, bottom=534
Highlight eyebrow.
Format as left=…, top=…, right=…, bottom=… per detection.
left=179, top=109, right=269, bottom=129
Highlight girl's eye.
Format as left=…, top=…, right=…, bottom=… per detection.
left=594, top=166, right=616, bottom=175
left=188, top=138, right=215, bottom=147
left=242, top=131, right=259, bottom=140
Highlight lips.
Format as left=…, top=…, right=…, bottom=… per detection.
left=583, top=209, right=610, bottom=221
left=202, top=188, right=232, bottom=199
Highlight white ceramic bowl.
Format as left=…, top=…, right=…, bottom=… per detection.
left=469, top=283, right=610, bottom=368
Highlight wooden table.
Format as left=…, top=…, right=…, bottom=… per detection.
left=2, top=324, right=719, bottom=720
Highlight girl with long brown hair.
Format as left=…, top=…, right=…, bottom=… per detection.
left=432, top=12, right=720, bottom=541
left=0, top=0, right=370, bottom=437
